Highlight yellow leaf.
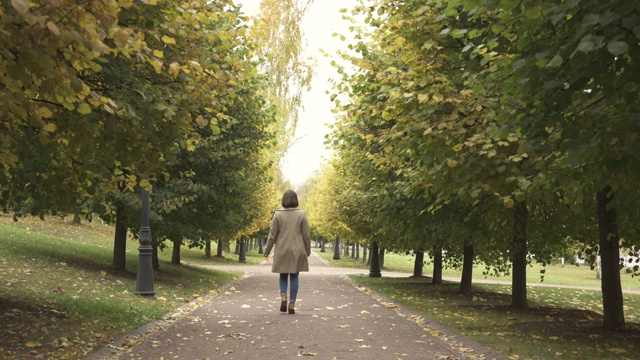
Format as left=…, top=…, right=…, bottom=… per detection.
left=503, top=198, right=515, bottom=208
left=608, top=348, right=626, bottom=354
left=453, top=144, right=463, bottom=152
left=42, top=123, right=57, bottom=133
left=38, top=106, right=53, bottom=118
left=394, top=37, right=405, bottom=47
left=139, top=178, right=152, bottom=191
left=112, top=29, right=130, bottom=45
left=150, top=58, right=163, bottom=74
left=47, top=21, right=60, bottom=36
left=186, top=139, right=197, bottom=151
left=168, top=62, right=180, bottom=77
left=77, top=103, right=91, bottom=114
left=162, top=35, right=176, bottom=45
left=119, top=0, right=134, bottom=8
left=25, top=341, right=40, bottom=348
left=446, top=158, right=458, bottom=168
left=153, top=49, right=164, bottom=59
left=11, top=0, right=30, bottom=15
left=195, top=115, right=208, bottom=127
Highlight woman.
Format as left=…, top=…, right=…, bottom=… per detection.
left=263, top=189, right=312, bottom=314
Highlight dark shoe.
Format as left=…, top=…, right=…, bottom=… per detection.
left=280, top=293, right=287, bottom=312
left=288, top=301, right=295, bottom=314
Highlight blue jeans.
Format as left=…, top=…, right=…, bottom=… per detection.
left=279, top=273, right=299, bottom=301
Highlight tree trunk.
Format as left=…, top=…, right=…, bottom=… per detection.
left=72, top=212, right=81, bottom=225
left=413, top=250, right=424, bottom=277
left=362, top=244, right=368, bottom=264
left=344, top=241, right=349, bottom=257
left=205, top=239, right=211, bottom=258
left=112, top=202, right=127, bottom=271
left=460, top=240, right=474, bottom=294
left=379, top=247, right=385, bottom=269
left=432, top=246, right=442, bottom=285
left=216, top=239, right=224, bottom=257
left=224, top=240, right=231, bottom=252
left=597, top=186, right=625, bottom=330
left=171, top=241, right=181, bottom=264
left=355, top=243, right=360, bottom=260
left=234, top=240, right=240, bottom=254
left=511, top=201, right=528, bottom=308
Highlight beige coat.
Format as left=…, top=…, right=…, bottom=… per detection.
left=264, top=208, right=311, bottom=273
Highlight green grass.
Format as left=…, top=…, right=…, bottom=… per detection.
left=0, top=215, right=248, bottom=359
left=352, top=276, right=640, bottom=360
left=314, top=248, right=640, bottom=291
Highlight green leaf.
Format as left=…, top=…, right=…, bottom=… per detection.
left=581, top=14, right=600, bottom=27
left=499, top=0, right=520, bottom=11
left=546, top=55, right=563, bottom=68
left=599, top=12, right=619, bottom=26
left=512, top=59, right=526, bottom=70
left=607, top=41, right=628, bottom=56
left=525, top=7, right=542, bottom=20
left=577, top=40, right=595, bottom=53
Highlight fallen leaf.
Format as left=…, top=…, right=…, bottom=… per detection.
left=297, top=351, right=317, bottom=356
left=25, top=341, right=41, bottom=348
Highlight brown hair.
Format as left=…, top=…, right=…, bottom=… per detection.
left=281, top=189, right=299, bottom=208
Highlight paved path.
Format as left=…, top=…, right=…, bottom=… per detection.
left=87, top=253, right=505, bottom=360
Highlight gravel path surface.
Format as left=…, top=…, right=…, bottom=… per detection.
left=87, top=253, right=505, bottom=360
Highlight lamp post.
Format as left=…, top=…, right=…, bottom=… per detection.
left=368, top=241, right=381, bottom=278
left=136, top=188, right=155, bottom=296
left=239, top=235, right=247, bottom=263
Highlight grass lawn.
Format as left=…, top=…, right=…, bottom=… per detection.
left=0, top=214, right=255, bottom=359
left=314, top=247, right=640, bottom=291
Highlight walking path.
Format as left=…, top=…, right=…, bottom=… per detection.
left=87, top=253, right=506, bottom=359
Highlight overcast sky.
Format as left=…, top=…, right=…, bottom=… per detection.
left=238, top=0, right=354, bottom=188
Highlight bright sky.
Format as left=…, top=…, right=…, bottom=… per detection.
left=238, top=0, right=352, bottom=187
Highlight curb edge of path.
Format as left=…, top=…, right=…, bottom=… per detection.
left=83, top=272, right=254, bottom=360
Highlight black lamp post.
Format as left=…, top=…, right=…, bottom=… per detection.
left=368, top=241, right=381, bottom=278
left=136, top=188, right=155, bottom=296
left=239, top=235, right=247, bottom=263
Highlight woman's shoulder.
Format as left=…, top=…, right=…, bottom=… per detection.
left=275, top=208, right=305, bottom=216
